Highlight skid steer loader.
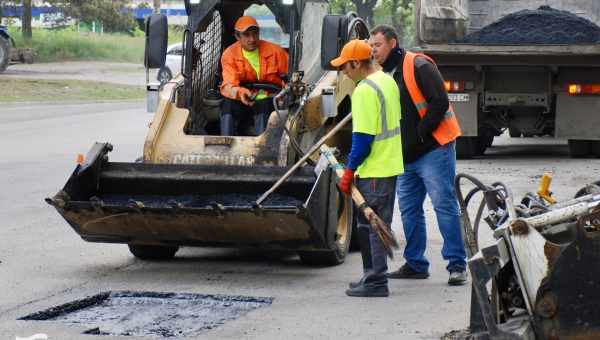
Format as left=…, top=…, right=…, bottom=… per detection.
left=46, top=0, right=370, bottom=265
left=455, top=174, right=600, bottom=339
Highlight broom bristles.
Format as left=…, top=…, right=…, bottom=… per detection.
left=365, top=208, right=400, bottom=259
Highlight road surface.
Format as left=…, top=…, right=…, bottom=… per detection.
left=0, top=101, right=598, bottom=340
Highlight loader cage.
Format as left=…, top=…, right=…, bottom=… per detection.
left=181, top=0, right=318, bottom=135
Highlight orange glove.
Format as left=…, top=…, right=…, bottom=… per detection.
left=338, top=168, right=354, bottom=196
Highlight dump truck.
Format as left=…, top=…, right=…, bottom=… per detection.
left=46, top=0, right=371, bottom=265
left=414, top=0, right=600, bottom=158
left=455, top=173, right=600, bottom=339
left=0, top=25, right=33, bottom=73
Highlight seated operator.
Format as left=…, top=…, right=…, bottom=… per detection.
left=219, top=16, right=289, bottom=136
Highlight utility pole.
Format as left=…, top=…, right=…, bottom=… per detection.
left=153, top=0, right=161, bottom=14
left=22, top=0, right=32, bottom=40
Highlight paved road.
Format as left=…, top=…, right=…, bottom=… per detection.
left=0, top=101, right=599, bottom=340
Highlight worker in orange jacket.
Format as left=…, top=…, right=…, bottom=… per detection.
left=220, top=16, right=289, bottom=136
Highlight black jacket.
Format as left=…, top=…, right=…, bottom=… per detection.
left=382, top=48, right=450, bottom=164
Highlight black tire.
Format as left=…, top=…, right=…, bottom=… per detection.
left=128, top=244, right=179, bottom=260
left=456, top=137, right=476, bottom=159
left=568, top=139, right=591, bottom=158
left=298, top=174, right=353, bottom=266
left=0, top=36, right=10, bottom=74
left=157, top=67, right=172, bottom=88
left=592, top=141, right=600, bottom=158
left=508, top=128, right=521, bottom=138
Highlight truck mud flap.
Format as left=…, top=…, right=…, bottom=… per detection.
left=46, top=143, right=334, bottom=250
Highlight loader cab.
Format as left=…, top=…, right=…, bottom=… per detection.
left=170, top=0, right=327, bottom=137
left=142, top=0, right=365, bottom=167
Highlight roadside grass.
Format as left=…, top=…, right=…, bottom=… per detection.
left=9, top=27, right=184, bottom=64
left=0, top=79, right=145, bottom=102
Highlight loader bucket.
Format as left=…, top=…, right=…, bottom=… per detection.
left=46, top=143, right=337, bottom=251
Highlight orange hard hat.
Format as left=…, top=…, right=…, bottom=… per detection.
left=330, top=39, right=372, bottom=68
left=235, top=16, right=259, bottom=32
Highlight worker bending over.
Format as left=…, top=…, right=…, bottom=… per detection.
left=331, top=40, right=404, bottom=297
left=369, top=25, right=467, bottom=286
left=220, top=16, right=288, bottom=136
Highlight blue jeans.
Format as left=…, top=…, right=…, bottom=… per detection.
left=396, top=142, right=466, bottom=273
left=220, top=98, right=272, bottom=136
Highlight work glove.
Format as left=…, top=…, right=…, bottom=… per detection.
left=338, top=168, right=354, bottom=196
left=238, top=87, right=255, bottom=106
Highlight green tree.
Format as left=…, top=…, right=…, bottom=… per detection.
left=329, top=0, right=376, bottom=27
left=48, top=0, right=136, bottom=33
left=22, top=0, right=32, bottom=40
left=329, top=0, right=355, bottom=15
left=374, top=0, right=414, bottom=46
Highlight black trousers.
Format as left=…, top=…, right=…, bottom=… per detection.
left=220, top=97, right=274, bottom=136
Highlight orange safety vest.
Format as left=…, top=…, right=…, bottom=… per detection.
left=402, top=51, right=462, bottom=145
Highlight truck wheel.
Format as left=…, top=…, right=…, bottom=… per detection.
left=0, top=36, right=10, bottom=73
left=298, top=181, right=353, bottom=266
left=128, top=244, right=179, bottom=260
left=592, top=141, right=600, bottom=158
left=568, top=139, right=591, bottom=158
left=456, top=137, right=476, bottom=159
left=509, top=128, right=521, bottom=138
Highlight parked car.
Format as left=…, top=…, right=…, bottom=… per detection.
left=157, top=42, right=183, bottom=87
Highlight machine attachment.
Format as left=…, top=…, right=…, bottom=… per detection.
left=455, top=173, right=600, bottom=340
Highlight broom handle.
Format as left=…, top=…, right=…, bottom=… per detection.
left=319, top=145, right=368, bottom=209
left=255, top=113, right=353, bottom=206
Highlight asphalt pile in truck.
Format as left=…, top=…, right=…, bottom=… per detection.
left=460, top=6, right=600, bottom=44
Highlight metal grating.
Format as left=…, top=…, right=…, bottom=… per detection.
left=189, top=10, right=223, bottom=133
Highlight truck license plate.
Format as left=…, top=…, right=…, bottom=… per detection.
left=448, top=93, right=470, bottom=102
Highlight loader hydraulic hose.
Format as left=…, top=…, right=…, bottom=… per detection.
left=454, top=174, right=513, bottom=255
left=273, top=88, right=313, bottom=165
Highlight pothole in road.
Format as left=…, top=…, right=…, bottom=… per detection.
left=19, top=291, right=273, bottom=338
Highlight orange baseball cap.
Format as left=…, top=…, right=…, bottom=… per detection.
left=330, top=39, right=372, bottom=68
left=235, top=16, right=259, bottom=32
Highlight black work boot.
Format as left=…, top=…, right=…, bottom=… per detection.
left=348, top=280, right=362, bottom=289
left=346, top=283, right=389, bottom=297
left=387, top=263, right=430, bottom=279
left=348, top=227, right=372, bottom=289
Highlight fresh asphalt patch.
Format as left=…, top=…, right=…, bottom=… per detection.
left=20, top=291, right=273, bottom=338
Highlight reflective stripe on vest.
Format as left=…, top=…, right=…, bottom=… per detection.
left=360, top=78, right=401, bottom=142
left=402, top=51, right=462, bottom=145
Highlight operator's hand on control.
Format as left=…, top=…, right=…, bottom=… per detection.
left=338, top=168, right=354, bottom=196
left=239, top=88, right=255, bottom=106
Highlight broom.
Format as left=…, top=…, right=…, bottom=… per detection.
left=320, top=145, right=400, bottom=259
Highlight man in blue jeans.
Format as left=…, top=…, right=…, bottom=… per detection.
left=369, top=25, right=467, bottom=285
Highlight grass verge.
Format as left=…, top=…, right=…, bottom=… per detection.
left=10, top=28, right=145, bottom=63
left=8, top=27, right=184, bottom=63
left=0, top=79, right=145, bottom=102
